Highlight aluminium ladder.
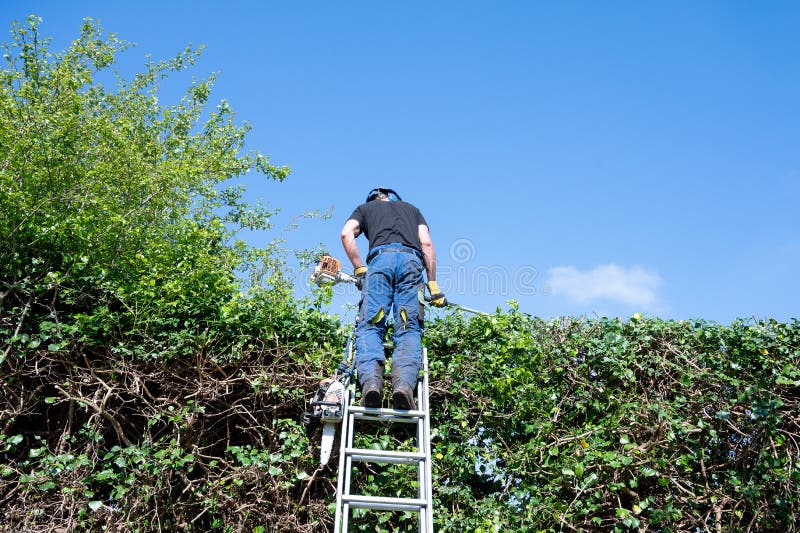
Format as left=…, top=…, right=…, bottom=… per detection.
left=333, top=348, right=434, bottom=533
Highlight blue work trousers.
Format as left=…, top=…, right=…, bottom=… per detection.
left=356, top=247, right=424, bottom=390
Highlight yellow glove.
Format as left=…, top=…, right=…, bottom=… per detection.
left=354, top=266, right=367, bottom=290
left=426, top=280, right=447, bottom=307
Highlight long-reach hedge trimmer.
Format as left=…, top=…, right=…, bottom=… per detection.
left=310, top=255, right=357, bottom=286
left=303, top=333, right=353, bottom=466
left=304, top=255, right=356, bottom=466
left=310, top=254, right=489, bottom=316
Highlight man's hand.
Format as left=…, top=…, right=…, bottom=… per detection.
left=354, top=266, right=367, bottom=291
left=426, top=280, right=447, bottom=307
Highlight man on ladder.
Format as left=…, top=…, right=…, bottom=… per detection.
left=341, top=187, right=447, bottom=410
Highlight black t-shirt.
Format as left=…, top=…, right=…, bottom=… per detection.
left=348, top=200, right=428, bottom=252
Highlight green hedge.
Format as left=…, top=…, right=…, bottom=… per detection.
left=2, top=312, right=797, bottom=531
left=424, top=311, right=800, bottom=532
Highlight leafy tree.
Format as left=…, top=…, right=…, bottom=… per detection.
left=1, top=15, right=289, bottom=361
left=0, top=16, right=342, bottom=531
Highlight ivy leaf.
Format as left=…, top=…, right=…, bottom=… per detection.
left=88, top=501, right=103, bottom=512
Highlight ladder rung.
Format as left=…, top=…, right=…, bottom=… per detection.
left=349, top=406, right=426, bottom=422
left=342, top=494, right=428, bottom=512
left=346, top=448, right=426, bottom=464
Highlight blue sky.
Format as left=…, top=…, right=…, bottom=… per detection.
left=4, top=1, right=798, bottom=323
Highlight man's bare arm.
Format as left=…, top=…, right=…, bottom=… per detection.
left=418, top=224, right=436, bottom=281
left=341, top=219, right=364, bottom=269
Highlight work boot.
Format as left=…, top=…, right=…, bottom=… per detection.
left=361, top=379, right=383, bottom=408
left=391, top=382, right=416, bottom=411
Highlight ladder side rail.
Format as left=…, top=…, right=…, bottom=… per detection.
left=341, top=410, right=356, bottom=533
left=416, top=364, right=426, bottom=533
left=334, top=328, right=356, bottom=533
left=333, top=382, right=354, bottom=533
left=422, top=348, right=434, bottom=533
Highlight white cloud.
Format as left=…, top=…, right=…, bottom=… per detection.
left=545, top=264, right=662, bottom=307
